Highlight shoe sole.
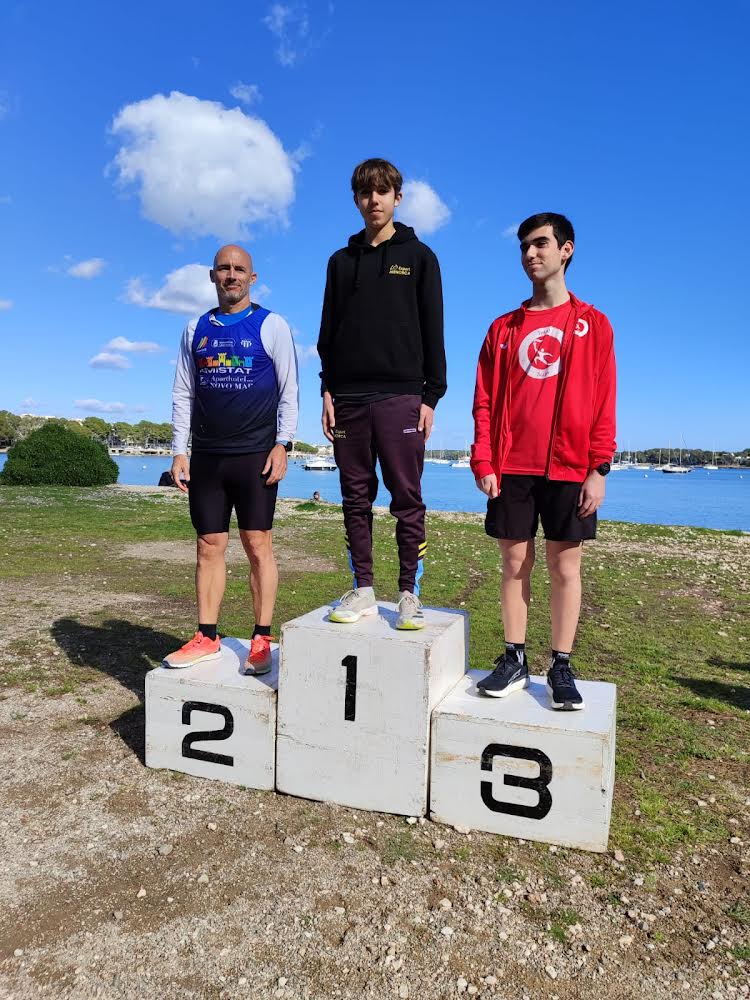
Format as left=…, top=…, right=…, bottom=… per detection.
left=479, top=675, right=530, bottom=698
left=547, top=682, right=585, bottom=710
left=163, top=649, right=222, bottom=669
left=395, top=619, right=425, bottom=630
left=328, top=604, right=378, bottom=624
left=243, top=662, right=272, bottom=677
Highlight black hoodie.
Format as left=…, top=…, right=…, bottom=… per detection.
left=317, top=222, right=447, bottom=408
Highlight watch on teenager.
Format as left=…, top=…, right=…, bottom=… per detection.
left=595, top=462, right=611, bottom=477
left=278, top=440, right=293, bottom=453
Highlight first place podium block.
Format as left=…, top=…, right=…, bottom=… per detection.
left=145, top=638, right=279, bottom=790
left=430, top=671, right=616, bottom=852
left=276, top=603, right=468, bottom=817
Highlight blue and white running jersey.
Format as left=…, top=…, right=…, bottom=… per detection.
left=172, top=304, right=299, bottom=456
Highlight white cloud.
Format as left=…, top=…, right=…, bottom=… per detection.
left=74, top=399, right=127, bottom=414
left=0, top=299, right=12, bottom=311
left=68, top=257, right=106, bottom=279
left=125, top=263, right=271, bottom=316
left=263, top=3, right=310, bottom=66
left=20, top=397, right=38, bottom=409
left=109, top=91, right=296, bottom=240
left=230, top=82, right=262, bottom=106
left=106, top=336, right=162, bottom=353
left=290, top=324, right=318, bottom=364
left=398, top=181, right=451, bottom=235
left=502, top=223, right=519, bottom=239
left=89, top=352, right=132, bottom=370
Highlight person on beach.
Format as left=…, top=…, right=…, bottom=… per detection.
left=471, top=213, right=616, bottom=709
left=165, top=245, right=298, bottom=674
left=317, top=158, right=447, bottom=629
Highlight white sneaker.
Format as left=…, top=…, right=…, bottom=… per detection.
left=329, top=587, right=377, bottom=624
left=396, top=591, right=425, bottom=630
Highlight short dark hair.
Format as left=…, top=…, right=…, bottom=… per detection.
left=517, top=213, right=575, bottom=271
left=351, top=158, right=403, bottom=196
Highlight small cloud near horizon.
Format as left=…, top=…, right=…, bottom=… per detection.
left=106, top=336, right=162, bottom=353
left=74, top=399, right=128, bottom=414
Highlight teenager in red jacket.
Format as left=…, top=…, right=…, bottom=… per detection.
left=470, top=213, right=616, bottom=710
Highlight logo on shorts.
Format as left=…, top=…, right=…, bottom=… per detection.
left=333, top=428, right=346, bottom=439
left=517, top=326, right=563, bottom=380
left=403, top=427, right=417, bottom=433
left=389, top=264, right=411, bottom=276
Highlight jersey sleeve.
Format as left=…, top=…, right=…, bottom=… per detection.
left=260, top=313, right=299, bottom=444
left=171, top=319, right=197, bottom=456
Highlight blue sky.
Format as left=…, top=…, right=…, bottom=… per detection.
left=1, top=0, right=748, bottom=450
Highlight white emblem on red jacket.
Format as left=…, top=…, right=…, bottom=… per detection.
left=574, top=318, right=589, bottom=338
left=517, top=325, right=563, bottom=380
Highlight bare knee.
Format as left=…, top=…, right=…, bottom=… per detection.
left=241, top=531, right=273, bottom=567
left=546, top=547, right=582, bottom=586
left=501, top=543, right=535, bottom=581
left=197, top=533, right=228, bottom=563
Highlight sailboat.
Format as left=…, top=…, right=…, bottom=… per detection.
left=702, top=446, right=718, bottom=471
left=662, top=440, right=691, bottom=474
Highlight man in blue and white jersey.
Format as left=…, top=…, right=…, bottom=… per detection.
left=165, top=245, right=298, bottom=675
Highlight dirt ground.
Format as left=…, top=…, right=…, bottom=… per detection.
left=0, top=500, right=748, bottom=999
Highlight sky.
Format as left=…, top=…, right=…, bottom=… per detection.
left=1, top=0, right=748, bottom=451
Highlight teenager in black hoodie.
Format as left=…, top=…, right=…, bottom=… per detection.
left=317, top=158, right=447, bottom=629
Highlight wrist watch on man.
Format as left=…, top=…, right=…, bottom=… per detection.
left=595, top=462, right=611, bottom=476
left=277, top=440, right=293, bottom=453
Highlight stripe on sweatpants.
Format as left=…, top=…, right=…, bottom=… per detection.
left=413, top=557, right=424, bottom=597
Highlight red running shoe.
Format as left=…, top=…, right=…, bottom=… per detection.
left=164, top=631, right=221, bottom=669
left=243, top=634, right=274, bottom=676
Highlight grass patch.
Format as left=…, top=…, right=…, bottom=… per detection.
left=381, top=832, right=420, bottom=865
left=550, top=908, right=581, bottom=942
left=1, top=488, right=748, bottom=869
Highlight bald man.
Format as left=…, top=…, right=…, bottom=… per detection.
left=165, top=245, right=299, bottom=674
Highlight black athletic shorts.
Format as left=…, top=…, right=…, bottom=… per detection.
left=485, top=474, right=596, bottom=542
left=188, top=451, right=278, bottom=535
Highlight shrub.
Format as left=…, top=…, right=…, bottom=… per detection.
left=0, top=422, right=119, bottom=486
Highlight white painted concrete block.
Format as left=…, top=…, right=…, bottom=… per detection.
left=276, top=603, right=468, bottom=816
left=430, top=671, right=616, bottom=852
left=145, top=637, right=278, bottom=790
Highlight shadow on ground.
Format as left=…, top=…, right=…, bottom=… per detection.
left=676, top=675, right=750, bottom=712
left=50, top=618, right=183, bottom=763
left=706, top=655, right=750, bottom=674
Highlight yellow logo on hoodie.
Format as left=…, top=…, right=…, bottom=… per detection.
left=389, top=264, right=411, bottom=277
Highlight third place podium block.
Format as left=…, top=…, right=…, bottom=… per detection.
left=276, top=603, right=468, bottom=816
left=430, top=671, right=617, bottom=852
left=145, top=637, right=279, bottom=790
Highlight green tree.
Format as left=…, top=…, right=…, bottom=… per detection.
left=0, top=410, right=21, bottom=446
left=83, top=416, right=112, bottom=441
left=0, top=423, right=118, bottom=486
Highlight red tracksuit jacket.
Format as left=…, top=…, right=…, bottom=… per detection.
left=470, top=292, right=617, bottom=483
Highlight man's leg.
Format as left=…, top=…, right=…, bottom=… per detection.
left=477, top=475, right=537, bottom=696
left=239, top=529, right=278, bottom=627
left=499, top=538, right=535, bottom=643
left=164, top=454, right=229, bottom=667
left=196, top=531, right=230, bottom=622
left=329, top=399, right=378, bottom=623
left=545, top=540, right=583, bottom=653
left=371, top=396, right=425, bottom=593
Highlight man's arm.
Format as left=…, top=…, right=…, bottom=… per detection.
left=588, top=316, right=617, bottom=470
left=417, top=249, right=447, bottom=410
left=261, top=313, right=299, bottom=486
left=317, top=256, right=336, bottom=398
left=470, top=324, right=497, bottom=486
left=170, top=320, right=197, bottom=492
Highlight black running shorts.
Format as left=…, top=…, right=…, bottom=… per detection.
left=188, top=451, right=278, bottom=535
left=485, top=474, right=596, bottom=542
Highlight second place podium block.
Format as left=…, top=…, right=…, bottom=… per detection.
left=276, top=603, right=468, bottom=816
left=145, top=638, right=279, bottom=790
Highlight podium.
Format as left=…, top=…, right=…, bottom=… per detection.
left=429, top=671, right=616, bottom=852
left=145, top=638, right=279, bottom=790
left=275, top=603, right=468, bottom=816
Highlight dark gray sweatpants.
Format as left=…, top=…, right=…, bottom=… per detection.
left=332, top=394, right=426, bottom=594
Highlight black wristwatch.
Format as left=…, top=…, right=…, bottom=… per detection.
left=277, top=440, right=293, bottom=453
left=595, top=462, right=611, bottom=477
